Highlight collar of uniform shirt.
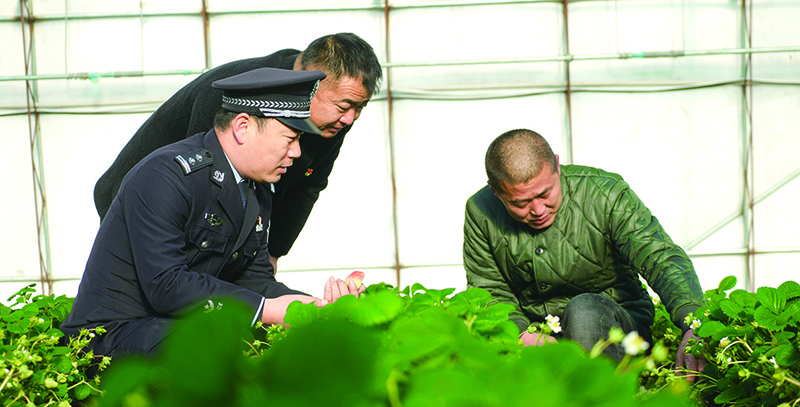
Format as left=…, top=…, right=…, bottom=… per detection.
left=222, top=150, right=275, bottom=193
left=222, top=150, right=246, bottom=185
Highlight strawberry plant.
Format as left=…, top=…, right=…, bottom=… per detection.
left=0, top=284, right=109, bottom=407
left=643, top=276, right=800, bottom=407
left=96, top=282, right=693, bottom=407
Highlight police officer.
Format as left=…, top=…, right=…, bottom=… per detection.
left=62, top=67, right=363, bottom=357
left=93, top=33, right=383, bottom=274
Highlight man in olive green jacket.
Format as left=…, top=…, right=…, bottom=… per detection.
left=463, top=129, right=706, bottom=377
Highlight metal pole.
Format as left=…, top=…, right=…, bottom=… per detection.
left=383, top=0, right=402, bottom=288
left=19, top=0, right=53, bottom=295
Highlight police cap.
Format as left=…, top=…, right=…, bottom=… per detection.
left=212, top=67, right=327, bottom=135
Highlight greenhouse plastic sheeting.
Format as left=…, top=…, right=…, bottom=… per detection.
left=1, top=0, right=799, bottom=300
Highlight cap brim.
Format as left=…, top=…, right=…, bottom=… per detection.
left=277, top=117, right=322, bottom=136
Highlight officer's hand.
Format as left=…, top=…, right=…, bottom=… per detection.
left=324, top=276, right=365, bottom=304
left=675, top=328, right=706, bottom=383
left=520, top=331, right=557, bottom=347
left=261, top=295, right=326, bottom=326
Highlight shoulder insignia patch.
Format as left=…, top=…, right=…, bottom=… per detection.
left=174, top=149, right=213, bottom=175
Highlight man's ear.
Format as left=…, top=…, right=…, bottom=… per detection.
left=555, top=154, right=561, bottom=175
left=230, top=113, right=251, bottom=145
left=488, top=181, right=500, bottom=199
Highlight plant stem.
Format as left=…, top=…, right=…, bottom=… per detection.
left=242, top=339, right=260, bottom=357
left=615, top=355, right=633, bottom=375
left=0, top=366, right=15, bottom=395
left=386, top=368, right=403, bottom=407
left=785, top=376, right=800, bottom=388
left=464, top=314, right=477, bottom=332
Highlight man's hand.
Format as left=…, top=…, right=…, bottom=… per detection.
left=520, top=331, right=557, bottom=347
left=675, top=328, right=706, bottom=383
left=269, top=255, right=278, bottom=276
left=261, top=295, right=325, bottom=326
left=324, top=276, right=365, bottom=304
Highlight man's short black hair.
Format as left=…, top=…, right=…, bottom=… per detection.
left=300, top=32, right=383, bottom=97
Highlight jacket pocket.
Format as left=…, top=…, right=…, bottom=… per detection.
left=188, top=224, right=230, bottom=254
left=185, top=224, right=231, bottom=269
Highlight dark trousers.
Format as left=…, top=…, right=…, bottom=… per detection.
left=560, top=293, right=651, bottom=362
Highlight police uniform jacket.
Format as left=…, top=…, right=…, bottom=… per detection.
left=93, top=49, right=352, bottom=257
left=62, top=129, right=304, bottom=353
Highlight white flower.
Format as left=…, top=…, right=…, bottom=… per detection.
left=719, top=336, right=730, bottom=348
left=545, top=314, right=562, bottom=333
left=770, top=357, right=779, bottom=369
left=621, top=331, right=650, bottom=355
left=690, top=319, right=702, bottom=330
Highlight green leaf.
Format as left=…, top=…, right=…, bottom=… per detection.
left=406, top=292, right=439, bottom=313
left=719, top=299, right=746, bottom=321
left=383, top=307, right=466, bottom=368
left=718, top=275, right=737, bottom=292
left=444, top=293, right=471, bottom=317
left=472, top=303, right=516, bottom=334
left=775, top=309, right=794, bottom=330
left=73, top=382, right=93, bottom=400
left=424, top=288, right=456, bottom=304
left=775, top=331, right=796, bottom=342
left=754, top=306, right=781, bottom=331
left=50, top=346, right=72, bottom=356
left=45, top=377, right=59, bottom=388
left=408, top=283, right=427, bottom=296
left=50, top=303, right=72, bottom=324
left=6, top=283, right=37, bottom=304
left=779, top=280, right=800, bottom=300
left=259, top=317, right=383, bottom=407
left=695, top=320, right=727, bottom=338
left=50, top=355, right=74, bottom=374
left=346, top=290, right=405, bottom=327
left=756, top=286, right=785, bottom=314
left=364, top=282, right=397, bottom=297
left=96, top=358, right=156, bottom=407
left=454, top=287, right=493, bottom=305
left=282, top=300, right=321, bottom=327
left=729, top=289, right=757, bottom=308
left=714, top=386, right=745, bottom=404
left=8, top=318, right=31, bottom=334
left=774, top=343, right=800, bottom=366
left=478, top=319, right=520, bottom=342
left=46, top=327, right=65, bottom=338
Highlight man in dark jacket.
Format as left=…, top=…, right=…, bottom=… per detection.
left=62, top=68, right=363, bottom=357
left=93, top=32, right=382, bottom=272
left=463, top=129, right=706, bottom=379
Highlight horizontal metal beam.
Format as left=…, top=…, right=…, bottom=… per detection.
left=1, top=46, right=798, bottom=83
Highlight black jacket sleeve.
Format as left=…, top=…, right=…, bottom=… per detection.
left=93, top=49, right=300, bottom=220
left=267, top=127, right=349, bottom=257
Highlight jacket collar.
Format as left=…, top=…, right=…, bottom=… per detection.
left=202, top=129, right=246, bottom=232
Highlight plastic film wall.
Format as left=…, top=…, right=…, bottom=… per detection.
left=1, top=0, right=799, bottom=301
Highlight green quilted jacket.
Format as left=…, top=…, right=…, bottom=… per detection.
left=463, top=164, right=705, bottom=334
